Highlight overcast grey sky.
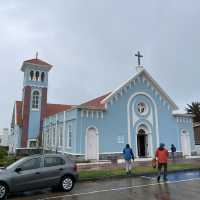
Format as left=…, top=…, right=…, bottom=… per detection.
left=1, top=0, right=200, bottom=129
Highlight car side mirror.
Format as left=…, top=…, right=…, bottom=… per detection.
left=15, top=167, right=22, bottom=173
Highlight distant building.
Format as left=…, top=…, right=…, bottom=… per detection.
left=0, top=128, right=9, bottom=147
left=193, top=122, right=200, bottom=154
left=10, top=57, right=196, bottom=159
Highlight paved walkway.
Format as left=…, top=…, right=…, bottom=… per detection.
left=77, top=157, right=200, bottom=171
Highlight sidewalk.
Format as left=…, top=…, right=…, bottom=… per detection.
left=77, top=157, right=200, bottom=171
left=77, top=157, right=200, bottom=181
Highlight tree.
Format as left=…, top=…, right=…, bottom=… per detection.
left=186, top=102, right=200, bottom=123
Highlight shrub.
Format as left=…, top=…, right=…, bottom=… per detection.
left=0, top=147, right=7, bottom=160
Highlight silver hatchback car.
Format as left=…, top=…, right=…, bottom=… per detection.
left=0, top=154, right=78, bottom=199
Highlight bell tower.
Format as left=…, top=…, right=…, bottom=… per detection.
left=21, top=56, right=53, bottom=148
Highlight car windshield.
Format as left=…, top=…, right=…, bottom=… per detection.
left=6, top=157, right=27, bottom=170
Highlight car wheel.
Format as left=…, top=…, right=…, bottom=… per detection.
left=0, top=183, right=7, bottom=200
left=60, top=176, right=74, bottom=192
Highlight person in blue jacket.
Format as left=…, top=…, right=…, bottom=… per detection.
left=123, top=144, right=134, bottom=174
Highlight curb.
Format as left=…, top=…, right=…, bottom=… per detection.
left=79, top=168, right=200, bottom=182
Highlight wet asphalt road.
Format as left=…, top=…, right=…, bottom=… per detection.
left=8, top=171, right=200, bottom=200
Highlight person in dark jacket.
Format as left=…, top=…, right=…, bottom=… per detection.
left=171, top=144, right=176, bottom=161
left=123, top=144, right=134, bottom=174
left=155, top=143, right=169, bottom=182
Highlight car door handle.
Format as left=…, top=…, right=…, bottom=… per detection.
left=35, top=172, right=40, bottom=175
left=59, top=168, right=64, bottom=171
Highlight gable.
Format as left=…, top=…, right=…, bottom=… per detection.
left=101, top=68, right=178, bottom=110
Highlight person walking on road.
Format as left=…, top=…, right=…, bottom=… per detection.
left=155, top=143, right=169, bottom=182
left=171, top=144, right=176, bottom=161
left=123, top=144, right=134, bottom=174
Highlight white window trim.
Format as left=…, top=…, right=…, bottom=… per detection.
left=31, top=89, right=41, bottom=111
left=28, top=139, right=38, bottom=148
left=58, top=125, right=63, bottom=148
left=35, top=71, right=41, bottom=81
left=85, top=126, right=99, bottom=160
left=180, top=129, right=191, bottom=156
left=62, top=112, right=66, bottom=154
left=67, top=124, right=72, bottom=149
left=52, top=126, right=56, bottom=147
left=127, top=92, right=159, bottom=147
left=29, top=70, right=34, bottom=81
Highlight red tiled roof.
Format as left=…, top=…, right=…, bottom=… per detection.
left=46, top=103, right=74, bottom=117
left=15, top=92, right=110, bottom=125
left=80, top=92, right=111, bottom=109
left=24, top=58, right=53, bottom=67
left=15, top=101, right=74, bottom=125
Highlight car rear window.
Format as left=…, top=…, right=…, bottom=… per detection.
left=44, top=157, right=65, bottom=167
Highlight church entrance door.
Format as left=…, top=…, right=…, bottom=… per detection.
left=86, top=127, right=99, bottom=160
left=181, top=130, right=191, bottom=156
left=137, top=129, right=148, bottom=157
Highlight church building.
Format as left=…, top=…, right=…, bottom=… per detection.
left=10, top=54, right=196, bottom=159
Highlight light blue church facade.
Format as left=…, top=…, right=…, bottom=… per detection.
left=11, top=57, right=195, bottom=159
left=42, top=65, right=195, bottom=160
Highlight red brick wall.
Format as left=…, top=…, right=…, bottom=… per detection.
left=21, top=86, right=31, bottom=147
left=39, top=88, right=47, bottom=146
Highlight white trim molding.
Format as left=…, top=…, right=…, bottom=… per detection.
left=85, top=126, right=99, bottom=160
left=67, top=124, right=72, bottom=149
left=31, top=89, right=41, bottom=111
left=28, top=139, right=38, bottom=148
left=135, top=122, right=153, bottom=157
left=127, top=92, right=159, bottom=148
left=180, top=129, right=191, bottom=156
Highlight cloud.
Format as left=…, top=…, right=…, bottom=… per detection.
left=1, top=0, right=200, bottom=128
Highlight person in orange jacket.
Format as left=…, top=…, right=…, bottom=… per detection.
left=155, top=143, right=169, bottom=182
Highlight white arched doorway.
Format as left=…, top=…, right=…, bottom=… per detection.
left=136, top=124, right=153, bottom=158
left=127, top=92, right=159, bottom=148
left=181, top=130, right=191, bottom=156
left=85, top=127, right=99, bottom=160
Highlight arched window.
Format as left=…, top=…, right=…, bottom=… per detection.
left=35, top=71, right=40, bottom=81
left=30, top=71, right=34, bottom=80
left=32, top=90, right=40, bottom=109
left=41, top=72, right=45, bottom=82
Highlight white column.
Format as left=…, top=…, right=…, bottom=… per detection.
left=63, top=111, right=66, bottom=154
left=55, top=114, right=58, bottom=153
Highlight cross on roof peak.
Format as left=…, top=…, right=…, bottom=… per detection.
left=135, top=51, right=143, bottom=66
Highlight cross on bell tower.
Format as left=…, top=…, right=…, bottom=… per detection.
left=36, top=52, right=38, bottom=59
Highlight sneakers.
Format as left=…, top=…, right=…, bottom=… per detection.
left=163, top=177, right=168, bottom=182
left=157, top=176, right=160, bottom=183
left=157, top=176, right=168, bottom=182
left=126, top=171, right=132, bottom=175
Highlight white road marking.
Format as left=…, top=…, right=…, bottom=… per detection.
left=36, top=177, right=200, bottom=200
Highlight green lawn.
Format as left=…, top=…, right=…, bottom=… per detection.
left=79, top=163, right=200, bottom=180
left=1, top=153, right=199, bottom=182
